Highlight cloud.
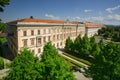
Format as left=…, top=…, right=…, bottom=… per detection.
left=84, top=9, right=92, bottom=13
left=45, top=13, right=59, bottom=19
left=108, top=14, right=120, bottom=21
left=106, top=5, right=120, bottom=13
left=73, top=16, right=81, bottom=20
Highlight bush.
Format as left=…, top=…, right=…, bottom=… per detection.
left=63, top=52, right=91, bottom=65
left=0, top=57, right=4, bottom=69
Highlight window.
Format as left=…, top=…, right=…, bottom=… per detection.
left=38, top=38, right=41, bottom=45
left=30, top=38, right=35, bottom=45
left=43, top=37, right=46, bottom=43
left=38, top=48, right=41, bottom=53
left=57, top=35, right=59, bottom=40
left=53, top=35, right=55, bottom=40
left=31, top=30, right=34, bottom=35
left=32, top=50, right=35, bottom=53
left=48, top=36, right=50, bottom=41
left=23, top=31, right=27, bottom=36
left=23, top=39, right=28, bottom=46
left=38, top=30, right=40, bottom=35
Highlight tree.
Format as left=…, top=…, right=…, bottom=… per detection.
left=89, top=42, right=120, bottom=80
left=73, top=35, right=82, bottom=54
left=3, top=48, right=42, bottom=80
left=65, top=37, right=73, bottom=51
left=81, top=34, right=91, bottom=57
left=41, top=42, right=76, bottom=80
left=0, top=21, right=6, bottom=32
left=0, top=0, right=9, bottom=12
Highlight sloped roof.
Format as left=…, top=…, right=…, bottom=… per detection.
left=7, top=17, right=79, bottom=24
left=85, top=22, right=103, bottom=28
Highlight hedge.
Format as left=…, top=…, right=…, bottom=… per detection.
left=63, top=52, right=91, bottom=65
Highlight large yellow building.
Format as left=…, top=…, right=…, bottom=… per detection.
left=6, top=17, right=85, bottom=57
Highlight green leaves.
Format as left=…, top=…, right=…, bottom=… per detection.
left=41, top=42, right=76, bottom=80
left=89, top=42, right=120, bottom=80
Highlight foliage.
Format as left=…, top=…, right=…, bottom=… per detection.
left=0, top=57, right=4, bottom=69
left=98, top=26, right=120, bottom=42
left=63, top=52, right=91, bottom=65
left=65, top=34, right=93, bottom=60
left=3, top=48, right=42, bottom=80
left=89, top=42, right=120, bottom=80
left=41, top=42, right=76, bottom=80
left=0, top=22, right=6, bottom=32
left=0, top=0, right=9, bottom=12
left=65, top=37, right=73, bottom=51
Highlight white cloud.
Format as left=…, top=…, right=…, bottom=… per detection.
left=45, top=13, right=59, bottom=19
left=108, top=14, right=120, bottom=21
left=73, top=16, right=81, bottom=20
left=106, top=5, right=120, bottom=13
left=84, top=9, right=92, bottom=13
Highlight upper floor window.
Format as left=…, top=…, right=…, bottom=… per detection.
left=38, top=30, right=40, bottom=35
left=38, top=48, right=41, bottom=53
left=23, top=39, right=28, bottom=46
left=23, top=31, right=27, bottom=36
left=38, top=38, right=41, bottom=45
left=30, top=38, right=35, bottom=45
left=31, top=30, right=34, bottom=35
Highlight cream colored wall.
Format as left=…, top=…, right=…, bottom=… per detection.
left=16, top=24, right=85, bottom=56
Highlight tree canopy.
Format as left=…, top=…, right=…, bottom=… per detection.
left=0, top=0, right=10, bottom=12
left=41, top=42, right=76, bottom=80
left=89, top=42, right=120, bottom=80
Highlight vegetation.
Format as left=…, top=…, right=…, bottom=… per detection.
left=41, top=42, right=76, bottom=80
left=98, top=26, right=120, bottom=42
left=63, top=52, right=91, bottom=65
left=0, top=0, right=10, bottom=12
left=89, top=42, right=120, bottom=80
left=3, top=48, right=42, bottom=80
left=0, top=57, right=4, bottom=69
left=4, top=42, right=76, bottom=80
left=65, top=34, right=96, bottom=61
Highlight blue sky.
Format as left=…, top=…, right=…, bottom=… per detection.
left=0, top=0, right=120, bottom=25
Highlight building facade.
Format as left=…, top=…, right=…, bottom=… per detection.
left=85, top=22, right=104, bottom=37
left=6, top=17, right=85, bottom=56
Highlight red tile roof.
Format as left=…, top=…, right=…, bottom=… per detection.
left=7, top=17, right=79, bottom=24
left=85, top=22, right=103, bottom=28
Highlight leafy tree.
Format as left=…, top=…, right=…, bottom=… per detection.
left=41, top=42, right=76, bottom=80
left=3, top=48, right=42, bottom=80
left=81, top=34, right=91, bottom=57
left=73, top=35, right=82, bottom=53
left=0, top=21, right=6, bottom=32
left=65, top=37, right=73, bottom=51
left=0, top=0, right=9, bottom=12
left=0, top=57, right=4, bottom=69
left=89, top=42, right=120, bottom=80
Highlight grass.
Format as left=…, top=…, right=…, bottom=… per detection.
left=63, top=52, right=91, bottom=66
left=59, top=54, right=85, bottom=68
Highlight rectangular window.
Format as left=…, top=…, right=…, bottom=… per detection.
left=53, top=35, right=55, bottom=40
left=48, top=36, right=50, bottom=41
left=31, top=30, right=34, bottom=35
left=38, top=38, right=41, bottom=45
left=30, top=38, right=35, bottom=45
left=43, top=37, right=46, bottom=43
left=23, top=31, right=27, bottom=36
left=38, top=48, right=41, bottom=53
left=32, top=50, right=35, bottom=53
left=23, top=39, right=28, bottom=46
left=38, top=30, right=40, bottom=35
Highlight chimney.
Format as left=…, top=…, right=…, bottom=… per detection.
left=30, top=16, right=33, bottom=19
